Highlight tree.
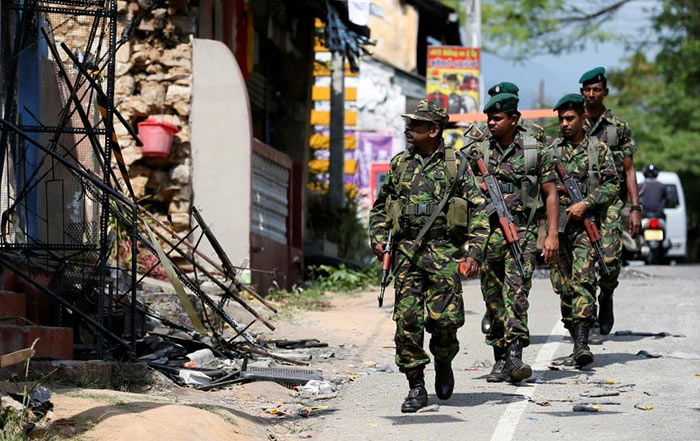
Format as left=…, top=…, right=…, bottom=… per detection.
left=443, top=0, right=637, bottom=59
left=609, top=0, right=700, bottom=256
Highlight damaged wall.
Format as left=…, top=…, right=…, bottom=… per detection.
left=49, top=0, right=197, bottom=234
left=113, top=0, right=195, bottom=233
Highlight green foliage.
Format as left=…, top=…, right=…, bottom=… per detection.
left=311, top=263, right=380, bottom=293
left=267, top=283, right=329, bottom=312
left=306, top=189, right=373, bottom=264
left=267, top=262, right=380, bottom=312
left=607, top=1, right=700, bottom=239
left=444, top=0, right=631, bottom=59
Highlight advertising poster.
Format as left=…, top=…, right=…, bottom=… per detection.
left=355, top=132, right=394, bottom=208
left=426, top=46, right=480, bottom=115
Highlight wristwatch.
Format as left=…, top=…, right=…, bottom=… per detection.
left=630, top=205, right=642, bottom=212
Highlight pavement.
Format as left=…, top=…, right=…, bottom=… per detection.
left=313, top=265, right=700, bottom=441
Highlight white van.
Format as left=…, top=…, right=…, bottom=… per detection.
left=636, top=171, right=687, bottom=261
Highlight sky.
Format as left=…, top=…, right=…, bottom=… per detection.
left=479, top=0, right=659, bottom=109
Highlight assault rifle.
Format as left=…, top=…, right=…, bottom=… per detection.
left=555, top=163, right=611, bottom=274
left=377, top=230, right=393, bottom=307
left=474, top=157, right=526, bottom=276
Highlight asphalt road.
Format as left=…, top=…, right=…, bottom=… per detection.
left=315, top=265, right=700, bottom=441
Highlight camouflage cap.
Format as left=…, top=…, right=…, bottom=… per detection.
left=483, top=93, right=519, bottom=114
left=579, top=66, right=606, bottom=85
left=553, top=93, right=585, bottom=111
left=401, top=99, right=449, bottom=127
left=487, top=81, right=519, bottom=97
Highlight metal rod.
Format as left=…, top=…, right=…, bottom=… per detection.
left=130, top=204, right=137, bottom=348
left=135, top=225, right=199, bottom=286
left=191, top=207, right=277, bottom=312
left=60, top=42, right=143, bottom=146
left=0, top=0, right=34, bottom=182
left=139, top=222, right=277, bottom=331
left=0, top=258, right=130, bottom=348
left=0, top=117, right=134, bottom=208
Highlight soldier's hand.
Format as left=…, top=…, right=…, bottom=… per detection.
left=630, top=210, right=642, bottom=237
left=374, top=243, right=386, bottom=260
left=566, top=201, right=588, bottom=220
left=542, top=234, right=559, bottom=263
left=460, top=257, right=480, bottom=279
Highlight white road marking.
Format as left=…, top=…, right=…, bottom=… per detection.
left=489, top=320, right=567, bottom=441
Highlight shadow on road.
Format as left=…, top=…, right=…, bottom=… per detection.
left=437, top=391, right=527, bottom=408
left=529, top=334, right=566, bottom=345
left=590, top=352, right=651, bottom=369
left=381, top=414, right=465, bottom=425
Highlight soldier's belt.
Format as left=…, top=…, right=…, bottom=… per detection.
left=402, top=225, right=447, bottom=241
left=402, top=202, right=437, bottom=216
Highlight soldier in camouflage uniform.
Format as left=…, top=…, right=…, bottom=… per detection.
left=549, top=94, right=619, bottom=366
left=579, top=67, right=642, bottom=339
left=369, top=100, right=489, bottom=413
left=466, top=93, right=560, bottom=383
left=478, top=83, right=551, bottom=336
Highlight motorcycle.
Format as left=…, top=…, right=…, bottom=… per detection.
left=640, top=214, right=672, bottom=264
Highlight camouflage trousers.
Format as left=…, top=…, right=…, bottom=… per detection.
left=598, top=197, right=624, bottom=294
left=481, top=224, right=538, bottom=349
left=392, top=255, right=465, bottom=373
left=549, top=223, right=598, bottom=330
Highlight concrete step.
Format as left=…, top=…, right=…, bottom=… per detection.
left=0, top=325, right=73, bottom=360
left=0, top=291, right=26, bottom=324
left=2, top=266, right=53, bottom=325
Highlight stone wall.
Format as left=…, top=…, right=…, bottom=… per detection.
left=45, top=0, right=195, bottom=233
left=114, top=0, right=195, bottom=232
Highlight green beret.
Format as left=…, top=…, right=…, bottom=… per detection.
left=579, top=66, right=606, bottom=85
left=487, top=82, right=519, bottom=97
left=402, top=99, right=448, bottom=127
left=553, top=93, right=585, bottom=111
left=483, top=93, right=519, bottom=114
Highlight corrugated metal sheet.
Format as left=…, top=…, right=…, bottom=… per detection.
left=251, top=152, right=289, bottom=244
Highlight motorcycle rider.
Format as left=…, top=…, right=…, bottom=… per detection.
left=640, top=164, right=667, bottom=218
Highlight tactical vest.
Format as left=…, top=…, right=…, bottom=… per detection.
left=385, top=146, right=468, bottom=235
left=553, top=136, right=602, bottom=195
left=591, top=122, right=624, bottom=179
left=481, top=134, right=541, bottom=227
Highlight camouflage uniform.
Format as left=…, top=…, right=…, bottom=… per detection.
left=522, top=121, right=547, bottom=145
left=467, top=131, right=557, bottom=348
left=369, top=140, right=489, bottom=373
left=583, top=109, right=635, bottom=294
left=473, top=120, right=546, bottom=149
left=549, top=136, right=619, bottom=329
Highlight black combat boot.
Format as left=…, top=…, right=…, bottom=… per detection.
left=481, top=312, right=491, bottom=334
left=598, top=291, right=615, bottom=335
left=434, top=360, right=454, bottom=400
left=573, top=321, right=594, bottom=366
left=561, top=327, right=577, bottom=366
left=486, top=346, right=508, bottom=382
left=401, top=369, right=428, bottom=413
left=503, top=339, right=532, bottom=383
left=588, top=321, right=603, bottom=345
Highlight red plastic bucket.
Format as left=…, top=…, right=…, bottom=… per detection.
left=138, top=118, right=179, bottom=158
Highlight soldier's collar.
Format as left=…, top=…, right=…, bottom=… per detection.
left=602, top=108, right=615, bottom=124
left=490, top=134, right=519, bottom=152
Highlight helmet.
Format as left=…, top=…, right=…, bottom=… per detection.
left=643, top=163, right=660, bottom=179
